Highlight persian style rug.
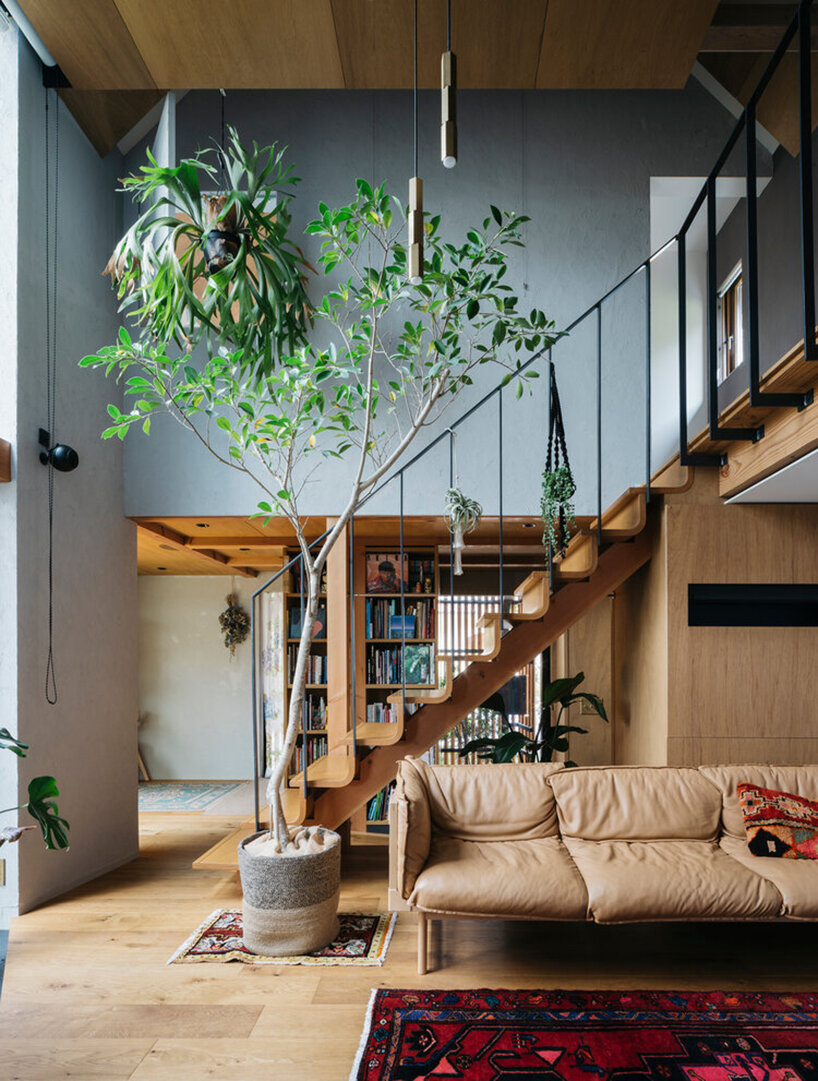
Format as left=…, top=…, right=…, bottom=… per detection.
left=350, top=988, right=818, bottom=1080
left=138, top=781, right=244, bottom=813
left=169, top=909, right=395, bottom=966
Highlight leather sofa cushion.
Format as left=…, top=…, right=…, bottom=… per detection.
left=551, top=766, right=721, bottom=841
left=404, top=759, right=563, bottom=841
left=700, top=765, right=818, bottom=839
left=720, top=835, right=818, bottom=919
left=410, top=835, right=588, bottom=919
left=563, top=837, right=783, bottom=923
left=394, top=759, right=433, bottom=896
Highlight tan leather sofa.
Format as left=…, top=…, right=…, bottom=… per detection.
left=388, top=758, right=818, bottom=973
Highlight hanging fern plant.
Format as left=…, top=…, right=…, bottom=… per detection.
left=445, top=487, right=483, bottom=575
left=219, top=593, right=251, bottom=656
left=540, top=463, right=576, bottom=553
left=104, top=127, right=311, bottom=376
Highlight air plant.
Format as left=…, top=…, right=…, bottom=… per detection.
left=445, top=488, right=483, bottom=575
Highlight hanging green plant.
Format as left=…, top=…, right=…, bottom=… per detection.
left=540, top=362, right=576, bottom=555
left=445, top=487, right=483, bottom=575
left=540, top=463, right=576, bottom=552
left=219, top=593, right=251, bottom=656
left=104, top=127, right=311, bottom=376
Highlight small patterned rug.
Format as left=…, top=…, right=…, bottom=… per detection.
left=169, top=909, right=396, bottom=966
left=350, top=988, right=818, bottom=1080
left=138, top=781, right=244, bottom=812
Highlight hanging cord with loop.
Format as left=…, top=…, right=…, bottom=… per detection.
left=44, top=88, right=60, bottom=705
left=218, top=88, right=227, bottom=187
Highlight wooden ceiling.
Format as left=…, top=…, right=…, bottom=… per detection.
left=17, top=0, right=723, bottom=153
left=134, top=515, right=551, bottom=576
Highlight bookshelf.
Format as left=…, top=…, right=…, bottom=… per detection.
left=282, top=552, right=330, bottom=785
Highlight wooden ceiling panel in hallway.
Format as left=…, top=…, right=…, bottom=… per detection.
left=19, top=0, right=719, bottom=91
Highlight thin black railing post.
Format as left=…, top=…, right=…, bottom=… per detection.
left=746, top=102, right=811, bottom=409
left=498, top=389, right=504, bottom=617
left=399, top=471, right=406, bottom=718
left=448, top=430, right=454, bottom=638
left=546, top=351, right=554, bottom=593
left=596, top=304, right=603, bottom=549
left=349, top=514, right=357, bottom=759
left=251, top=593, right=260, bottom=832
left=800, top=0, right=818, bottom=361
left=299, top=557, right=307, bottom=798
left=678, top=231, right=724, bottom=467
left=707, top=175, right=762, bottom=443
left=644, top=259, right=651, bottom=503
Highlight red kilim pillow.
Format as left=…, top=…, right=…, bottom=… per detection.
left=737, top=783, right=818, bottom=859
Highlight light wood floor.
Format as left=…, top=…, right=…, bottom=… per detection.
left=2, top=813, right=818, bottom=1081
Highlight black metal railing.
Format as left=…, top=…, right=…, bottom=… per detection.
left=249, top=0, right=817, bottom=827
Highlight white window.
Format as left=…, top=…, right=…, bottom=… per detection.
left=718, top=262, right=743, bottom=384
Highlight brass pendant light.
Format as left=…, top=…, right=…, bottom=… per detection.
left=408, top=0, right=424, bottom=284
left=441, top=0, right=456, bottom=168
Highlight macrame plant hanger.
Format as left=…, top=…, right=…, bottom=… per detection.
left=544, top=361, right=575, bottom=557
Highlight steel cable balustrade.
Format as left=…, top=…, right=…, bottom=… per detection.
left=249, top=0, right=818, bottom=827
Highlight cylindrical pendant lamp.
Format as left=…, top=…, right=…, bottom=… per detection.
left=408, top=0, right=424, bottom=284
left=441, top=0, right=457, bottom=167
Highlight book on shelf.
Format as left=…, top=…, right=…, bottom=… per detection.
left=366, top=701, right=399, bottom=724
left=287, top=646, right=327, bottom=684
left=366, top=553, right=409, bottom=594
left=290, top=733, right=328, bottom=771
left=296, top=695, right=326, bottom=729
left=288, top=606, right=327, bottom=639
left=366, top=781, right=396, bottom=822
left=366, top=643, right=434, bottom=685
left=366, top=597, right=435, bottom=639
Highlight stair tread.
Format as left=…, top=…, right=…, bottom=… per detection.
left=288, top=753, right=355, bottom=789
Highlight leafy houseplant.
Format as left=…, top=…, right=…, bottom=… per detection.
left=84, top=154, right=556, bottom=950
left=445, top=488, right=482, bottom=575
left=460, top=671, right=607, bottom=767
left=540, top=463, right=576, bottom=553
left=0, top=728, right=69, bottom=850
left=104, top=127, right=311, bottom=376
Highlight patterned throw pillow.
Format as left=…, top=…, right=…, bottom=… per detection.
left=737, top=783, right=818, bottom=859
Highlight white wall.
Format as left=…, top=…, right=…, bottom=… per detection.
left=121, top=84, right=739, bottom=520
left=138, top=577, right=255, bottom=780
left=11, top=33, right=138, bottom=917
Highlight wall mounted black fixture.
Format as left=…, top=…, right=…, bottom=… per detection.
left=689, top=583, right=818, bottom=627
left=38, top=428, right=78, bottom=473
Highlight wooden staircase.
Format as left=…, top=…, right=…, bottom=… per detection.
left=193, top=458, right=691, bottom=871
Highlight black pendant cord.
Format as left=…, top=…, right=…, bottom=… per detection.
left=219, top=87, right=226, bottom=186
left=413, top=0, right=418, bottom=177
left=447, top=0, right=451, bottom=51
left=44, top=88, right=60, bottom=706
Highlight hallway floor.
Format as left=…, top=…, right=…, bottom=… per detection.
left=1, top=814, right=817, bottom=1080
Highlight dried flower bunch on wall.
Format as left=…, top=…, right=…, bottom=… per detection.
left=219, top=593, right=250, bottom=655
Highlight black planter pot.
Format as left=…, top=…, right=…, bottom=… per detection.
left=202, top=229, right=241, bottom=275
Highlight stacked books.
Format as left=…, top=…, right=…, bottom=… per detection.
left=287, top=647, right=327, bottom=684
left=366, top=783, right=395, bottom=822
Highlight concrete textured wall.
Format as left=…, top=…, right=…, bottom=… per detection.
left=11, top=35, right=137, bottom=916
left=137, top=576, right=255, bottom=780
left=121, top=84, right=738, bottom=520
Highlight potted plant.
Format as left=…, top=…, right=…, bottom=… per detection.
left=83, top=150, right=557, bottom=953
left=445, top=488, right=482, bottom=575
left=0, top=728, right=69, bottom=850
left=104, top=126, right=311, bottom=376
left=459, top=671, right=607, bottom=766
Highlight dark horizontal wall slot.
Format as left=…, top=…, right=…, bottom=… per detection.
left=689, top=584, right=818, bottom=627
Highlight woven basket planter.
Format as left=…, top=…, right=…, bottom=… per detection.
left=237, top=831, right=341, bottom=956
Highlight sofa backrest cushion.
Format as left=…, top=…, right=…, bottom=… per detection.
left=551, top=765, right=722, bottom=841
left=699, top=765, right=818, bottom=839
left=403, top=759, right=564, bottom=841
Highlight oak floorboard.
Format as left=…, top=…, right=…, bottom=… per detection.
left=3, top=813, right=818, bottom=1081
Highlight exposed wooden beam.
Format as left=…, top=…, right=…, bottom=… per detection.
left=185, top=536, right=292, bottom=550
left=137, top=522, right=257, bottom=577
left=0, top=439, right=10, bottom=483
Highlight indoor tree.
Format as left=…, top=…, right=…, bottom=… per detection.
left=83, top=168, right=556, bottom=849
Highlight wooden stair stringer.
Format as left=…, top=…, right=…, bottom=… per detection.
left=310, top=528, right=654, bottom=831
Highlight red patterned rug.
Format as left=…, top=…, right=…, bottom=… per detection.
left=169, top=910, right=395, bottom=966
left=350, top=989, right=818, bottom=1080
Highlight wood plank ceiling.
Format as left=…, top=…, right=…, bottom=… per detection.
left=18, top=0, right=721, bottom=153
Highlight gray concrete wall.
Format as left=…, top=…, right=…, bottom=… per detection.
left=120, top=84, right=738, bottom=520
left=11, top=35, right=138, bottom=916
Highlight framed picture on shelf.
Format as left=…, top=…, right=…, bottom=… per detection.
left=366, top=553, right=408, bottom=594
left=404, top=643, right=434, bottom=685
left=289, top=606, right=327, bottom=639
left=389, top=614, right=416, bottom=639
